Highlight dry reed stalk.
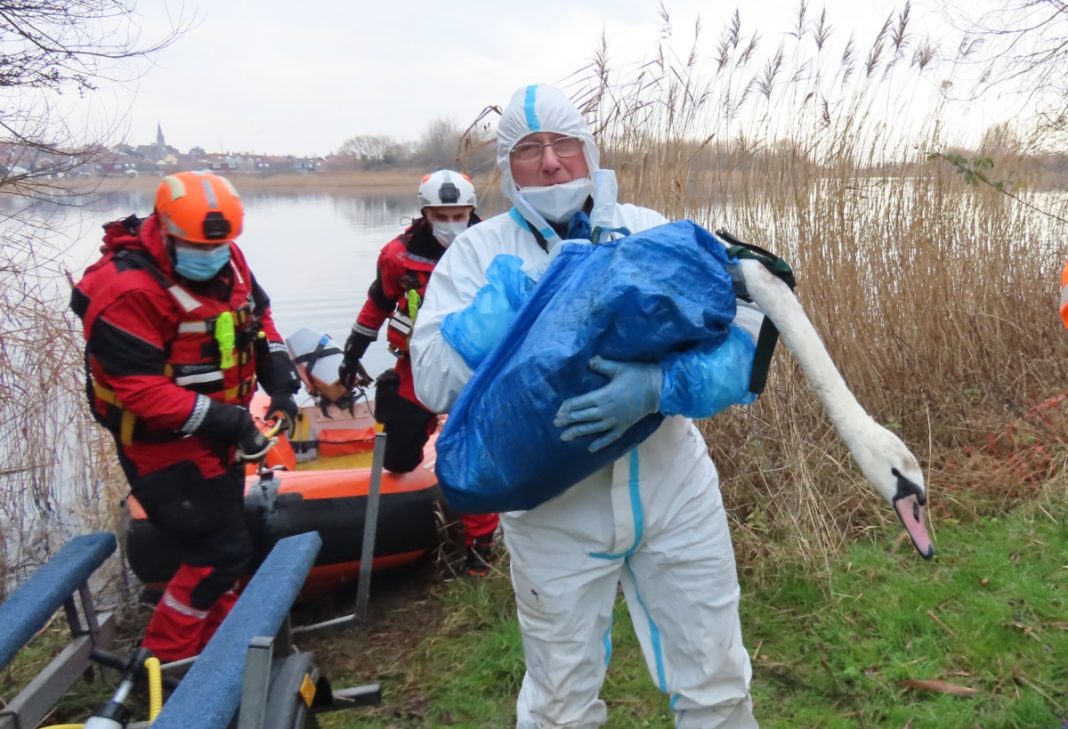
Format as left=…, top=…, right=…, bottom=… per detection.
left=575, top=2, right=1068, bottom=572
left=0, top=206, right=126, bottom=601
left=56, top=169, right=464, bottom=197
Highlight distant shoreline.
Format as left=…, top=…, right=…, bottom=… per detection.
left=54, top=169, right=457, bottom=197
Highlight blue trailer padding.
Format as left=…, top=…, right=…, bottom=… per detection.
left=152, top=531, right=322, bottom=729
left=0, top=532, right=116, bottom=671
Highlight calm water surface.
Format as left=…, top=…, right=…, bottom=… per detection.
left=55, top=190, right=425, bottom=380
left=0, top=190, right=427, bottom=584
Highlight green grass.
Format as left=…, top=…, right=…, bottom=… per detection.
left=747, top=505, right=1068, bottom=729
left=4, top=494, right=1063, bottom=729
left=0, top=624, right=150, bottom=726
left=318, top=491, right=1067, bottom=728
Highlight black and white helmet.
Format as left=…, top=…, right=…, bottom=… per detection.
left=418, top=170, right=477, bottom=209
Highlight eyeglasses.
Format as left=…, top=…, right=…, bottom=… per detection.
left=510, top=136, right=584, bottom=163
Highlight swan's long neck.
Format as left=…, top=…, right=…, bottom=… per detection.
left=736, top=259, right=935, bottom=559
left=737, top=259, right=874, bottom=448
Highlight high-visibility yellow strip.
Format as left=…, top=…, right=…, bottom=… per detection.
left=93, top=381, right=120, bottom=406
left=120, top=410, right=136, bottom=445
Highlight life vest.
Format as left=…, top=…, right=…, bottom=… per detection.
left=1060, top=261, right=1068, bottom=330
left=74, top=225, right=262, bottom=446
left=383, top=240, right=437, bottom=354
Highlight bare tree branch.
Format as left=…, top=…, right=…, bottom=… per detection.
left=0, top=0, right=184, bottom=590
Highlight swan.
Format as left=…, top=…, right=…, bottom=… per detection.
left=736, top=258, right=935, bottom=559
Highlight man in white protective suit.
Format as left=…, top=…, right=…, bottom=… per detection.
left=409, top=83, right=762, bottom=728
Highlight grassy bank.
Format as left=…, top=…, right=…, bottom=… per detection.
left=6, top=482, right=1062, bottom=728
left=304, top=480, right=1066, bottom=728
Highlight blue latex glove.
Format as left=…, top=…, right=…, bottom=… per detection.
left=660, top=324, right=757, bottom=417
left=441, top=255, right=532, bottom=370
left=554, top=357, right=662, bottom=453
left=554, top=325, right=757, bottom=452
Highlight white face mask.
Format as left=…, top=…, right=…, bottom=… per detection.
left=431, top=220, right=468, bottom=247
left=518, top=177, right=594, bottom=223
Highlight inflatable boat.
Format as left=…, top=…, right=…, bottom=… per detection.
left=125, top=393, right=443, bottom=598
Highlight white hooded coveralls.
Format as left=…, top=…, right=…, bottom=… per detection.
left=410, top=84, right=758, bottom=729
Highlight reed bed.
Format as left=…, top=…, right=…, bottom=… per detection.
left=4, top=3, right=1067, bottom=597
left=0, top=205, right=128, bottom=600
left=577, top=4, right=1068, bottom=573
left=78, top=170, right=424, bottom=197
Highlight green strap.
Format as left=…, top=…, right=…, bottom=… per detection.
left=717, top=229, right=796, bottom=396
left=724, top=245, right=795, bottom=291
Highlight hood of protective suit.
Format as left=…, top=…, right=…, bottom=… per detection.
left=497, top=84, right=600, bottom=203
left=101, top=213, right=177, bottom=277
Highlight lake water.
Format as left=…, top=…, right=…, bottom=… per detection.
left=39, top=189, right=427, bottom=381
left=0, top=189, right=434, bottom=591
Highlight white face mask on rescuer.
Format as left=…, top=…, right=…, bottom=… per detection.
left=519, top=177, right=595, bottom=224
left=431, top=220, right=468, bottom=247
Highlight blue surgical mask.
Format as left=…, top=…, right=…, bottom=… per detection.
left=173, top=243, right=231, bottom=281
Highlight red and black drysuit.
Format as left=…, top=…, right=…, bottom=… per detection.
left=70, top=214, right=300, bottom=661
left=343, top=216, right=498, bottom=545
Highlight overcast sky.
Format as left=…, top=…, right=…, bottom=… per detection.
left=61, top=0, right=999, bottom=157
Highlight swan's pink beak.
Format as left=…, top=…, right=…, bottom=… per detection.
left=894, top=494, right=934, bottom=559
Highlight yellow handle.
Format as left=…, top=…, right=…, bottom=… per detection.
left=145, top=656, right=163, bottom=722
left=39, top=655, right=163, bottom=729
left=263, top=415, right=285, bottom=439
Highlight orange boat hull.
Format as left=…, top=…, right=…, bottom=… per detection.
left=126, top=397, right=442, bottom=599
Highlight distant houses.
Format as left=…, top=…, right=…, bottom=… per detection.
left=0, top=141, right=102, bottom=179
left=0, top=124, right=329, bottom=180
left=90, top=148, right=326, bottom=177
left=199, top=154, right=322, bottom=175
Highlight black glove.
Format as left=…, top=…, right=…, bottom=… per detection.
left=268, top=391, right=298, bottom=433
left=194, top=400, right=271, bottom=460
left=195, top=399, right=253, bottom=442
left=257, top=349, right=301, bottom=396
left=339, top=330, right=375, bottom=390
left=235, top=426, right=272, bottom=462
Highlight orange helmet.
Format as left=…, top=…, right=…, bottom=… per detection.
left=155, top=171, right=243, bottom=244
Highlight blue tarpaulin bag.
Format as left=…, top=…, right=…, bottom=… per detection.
left=436, top=220, right=738, bottom=513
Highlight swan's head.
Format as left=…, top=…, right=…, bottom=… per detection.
left=849, top=419, right=935, bottom=560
